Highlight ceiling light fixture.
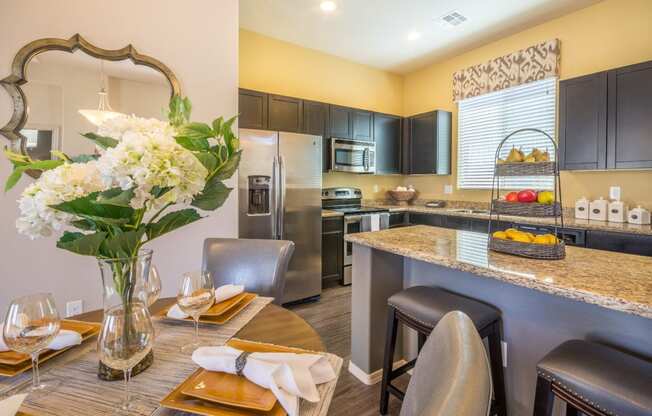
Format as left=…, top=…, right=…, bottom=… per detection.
left=407, top=31, right=421, bottom=41
left=439, top=10, right=468, bottom=28
left=78, top=60, right=124, bottom=127
left=320, top=1, right=337, bottom=12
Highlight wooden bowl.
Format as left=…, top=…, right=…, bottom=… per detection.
left=387, top=190, right=417, bottom=206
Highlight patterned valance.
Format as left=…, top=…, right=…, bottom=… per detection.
left=453, top=39, right=560, bottom=102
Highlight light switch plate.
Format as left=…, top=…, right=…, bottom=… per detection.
left=66, top=300, right=83, bottom=317
left=373, top=185, right=379, bottom=193
left=444, top=185, right=453, bottom=194
left=609, top=186, right=621, bottom=201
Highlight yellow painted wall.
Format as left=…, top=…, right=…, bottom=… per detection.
left=403, top=0, right=652, bottom=208
left=239, top=29, right=404, bottom=197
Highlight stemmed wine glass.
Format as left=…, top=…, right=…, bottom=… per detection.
left=176, top=271, right=215, bottom=353
left=3, top=293, right=61, bottom=392
left=145, top=265, right=162, bottom=307
left=97, top=303, right=154, bottom=414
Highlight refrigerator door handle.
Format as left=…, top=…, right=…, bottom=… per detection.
left=278, top=155, right=286, bottom=240
left=272, top=156, right=278, bottom=239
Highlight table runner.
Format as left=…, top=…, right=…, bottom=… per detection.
left=1, top=296, right=273, bottom=415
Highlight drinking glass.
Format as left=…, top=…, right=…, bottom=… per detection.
left=3, top=293, right=60, bottom=392
left=97, top=302, right=154, bottom=413
left=176, top=271, right=214, bottom=353
left=145, top=265, right=162, bottom=307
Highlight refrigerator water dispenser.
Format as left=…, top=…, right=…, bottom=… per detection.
left=248, top=175, right=270, bottom=215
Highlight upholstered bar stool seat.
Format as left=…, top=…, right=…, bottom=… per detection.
left=380, top=286, right=507, bottom=416
left=534, top=340, right=652, bottom=416
left=388, top=286, right=500, bottom=331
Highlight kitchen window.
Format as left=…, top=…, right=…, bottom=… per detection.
left=457, top=77, right=556, bottom=190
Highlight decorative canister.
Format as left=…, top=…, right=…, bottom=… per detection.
left=589, top=197, right=608, bottom=221
left=575, top=197, right=589, bottom=219
left=608, top=200, right=628, bottom=223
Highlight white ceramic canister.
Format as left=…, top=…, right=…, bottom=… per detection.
left=589, top=197, right=608, bottom=221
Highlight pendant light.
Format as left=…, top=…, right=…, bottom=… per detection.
left=78, top=60, right=124, bottom=126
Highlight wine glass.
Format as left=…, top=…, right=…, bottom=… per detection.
left=145, top=265, right=162, bottom=307
left=3, top=293, right=61, bottom=392
left=97, top=302, right=154, bottom=413
left=176, top=271, right=214, bottom=353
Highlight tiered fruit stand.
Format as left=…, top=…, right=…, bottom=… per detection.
left=487, top=128, right=565, bottom=260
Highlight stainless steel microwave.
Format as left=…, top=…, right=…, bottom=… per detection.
left=331, top=139, right=375, bottom=173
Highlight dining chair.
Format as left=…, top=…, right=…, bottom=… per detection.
left=398, top=310, right=493, bottom=416
left=202, top=238, right=295, bottom=305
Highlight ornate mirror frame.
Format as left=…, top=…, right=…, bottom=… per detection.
left=0, top=34, right=181, bottom=161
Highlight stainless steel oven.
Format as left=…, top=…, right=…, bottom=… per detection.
left=343, top=212, right=389, bottom=285
left=331, top=139, right=375, bottom=173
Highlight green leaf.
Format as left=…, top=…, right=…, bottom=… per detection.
left=151, top=186, right=173, bottom=199
left=211, top=117, right=223, bottom=136
left=179, top=122, right=214, bottom=140
left=220, top=116, right=239, bottom=155
left=4, top=149, right=31, bottom=167
left=56, top=231, right=107, bottom=256
left=50, top=192, right=135, bottom=225
left=81, top=132, right=119, bottom=149
left=5, top=167, right=26, bottom=192
left=71, top=154, right=98, bottom=163
left=194, top=152, right=218, bottom=172
left=100, top=228, right=145, bottom=259
left=50, top=150, right=71, bottom=162
left=214, top=150, right=241, bottom=181
left=167, top=96, right=192, bottom=127
left=191, top=177, right=232, bottom=211
left=26, top=159, right=65, bottom=171
left=175, top=136, right=210, bottom=151
left=71, top=219, right=97, bottom=231
left=96, top=188, right=134, bottom=207
left=146, top=208, right=201, bottom=240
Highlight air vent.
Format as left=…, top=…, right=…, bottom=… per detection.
left=439, top=11, right=467, bottom=27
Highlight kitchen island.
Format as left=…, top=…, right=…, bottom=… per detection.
left=346, top=225, right=652, bottom=416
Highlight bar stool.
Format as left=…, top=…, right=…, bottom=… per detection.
left=379, top=286, right=507, bottom=416
left=534, top=340, right=652, bottom=416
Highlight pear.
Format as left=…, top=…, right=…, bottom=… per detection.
left=524, top=156, right=536, bottom=163
left=525, top=148, right=542, bottom=161
left=506, top=146, right=525, bottom=163
left=537, top=150, right=550, bottom=162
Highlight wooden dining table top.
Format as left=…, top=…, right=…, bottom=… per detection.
left=73, top=297, right=326, bottom=353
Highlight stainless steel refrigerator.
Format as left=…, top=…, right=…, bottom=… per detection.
left=238, top=129, right=322, bottom=304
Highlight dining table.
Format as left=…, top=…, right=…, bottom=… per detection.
left=2, top=297, right=335, bottom=416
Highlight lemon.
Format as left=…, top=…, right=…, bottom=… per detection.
left=492, top=231, right=507, bottom=240
left=533, top=235, right=549, bottom=244
left=505, top=228, right=520, bottom=239
left=545, top=234, right=559, bottom=244
left=526, top=232, right=536, bottom=241
left=511, top=233, right=531, bottom=243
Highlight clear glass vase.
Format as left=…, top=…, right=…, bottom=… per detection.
left=97, top=249, right=155, bottom=381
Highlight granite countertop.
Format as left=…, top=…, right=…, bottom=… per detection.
left=363, top=201, right=652, bottom=236
left=322, top=209, right=344, bottom=218
left=345, top=225, right=652, bottom=319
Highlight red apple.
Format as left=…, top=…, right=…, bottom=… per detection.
left=505, top=192, right=519, bottom=202
left=517, top=189, right=537, bottom=203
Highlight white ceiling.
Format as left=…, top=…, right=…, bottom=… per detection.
left=240, top=0, right=601, bottom=74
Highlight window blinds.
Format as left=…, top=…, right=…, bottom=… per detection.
left=457, top=78, right=556, bottom=190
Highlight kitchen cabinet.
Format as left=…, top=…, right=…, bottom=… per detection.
left=408, top=213, right=446, bottom=227
left=586, top=230, right=652, bottom=257
left=322, top=216, right=344, bottom=282
left=303, top=100, right=330, bottom=172
left=405, top=111, right=452, bottom=175
left=388, top=212, right=408, bottom=228
left=239, top=89, right=268, bottom=130
left=558, top=72, right=607, bottom=170
left=607, top=60, right=652, bottom=169
left=268, top=94, right=303, bottom=133
left=352, top=109, right=374, bottom=142
left=374, top=113, right=402, bottom=174
left=329, top=105, right=353, bottom=140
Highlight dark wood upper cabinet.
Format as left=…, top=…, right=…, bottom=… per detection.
left=329, top=105, right=353, bottom=139
left=303, top=100, right=329, bottom=137
left=352, top=109, right=373, bottom=141
left=406, top=110, right=451, bottom=175
left=558, top=72, right=607, bottom=170
left=238, top=89, right=268, bottom=130
left=607, top=60, right=652, bottom=169
left=268, top=94, right=303, bottom=133
left=374, top=113, right=401, bottom=174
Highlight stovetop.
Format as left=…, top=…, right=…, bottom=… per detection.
left=322, top=187, right=389, bottom=215
left=329, top=206, right=389, bottom=215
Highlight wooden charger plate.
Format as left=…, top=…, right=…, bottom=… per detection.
left=0, top=320, right=100, bottom=377
left=159, top=338, right=312, bottom=416
left=155, top=293, right=257, bottom=325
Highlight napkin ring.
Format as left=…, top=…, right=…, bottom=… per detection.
left=235, top=351, right=251, bottom=376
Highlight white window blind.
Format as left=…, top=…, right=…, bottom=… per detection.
left=457, top=78, right=556, bottom=190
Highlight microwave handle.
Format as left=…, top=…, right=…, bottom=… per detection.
left=363, top=148, right=369, bottom=171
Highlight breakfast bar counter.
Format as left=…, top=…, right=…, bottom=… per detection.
left=345, top=225, right=652, bottom=416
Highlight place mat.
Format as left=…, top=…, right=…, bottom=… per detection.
left=0, top=297, right=273, bottom=415
left=153, top=338, right=343, bottom=416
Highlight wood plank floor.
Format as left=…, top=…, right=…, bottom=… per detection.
left=288, top=284, right=408, bottom=416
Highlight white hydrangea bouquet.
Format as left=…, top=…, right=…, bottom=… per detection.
left=4, top=96, right=241, bottom=260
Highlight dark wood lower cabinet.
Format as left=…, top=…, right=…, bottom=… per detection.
left=322, top=217, right=344, bottom=282
left=586, top=230, right=652, bottom=256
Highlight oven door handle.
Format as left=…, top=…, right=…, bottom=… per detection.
left=345, top=215, right=362, bottom=224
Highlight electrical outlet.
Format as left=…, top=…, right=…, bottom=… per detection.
left=66, top=300, right=83, bottom=318
left=501, top=341, right=507, bottom=368
left=444, top=185, right=453, bottom=194
left=609, top=186, right=621, bottom=201
left=373, top=185, right=379, bottom=193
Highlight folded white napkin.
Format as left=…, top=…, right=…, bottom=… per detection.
left=166, top=284, right=244, bottom=319
left=0, top=393, right=27, bottom=416
left=192, top=345, right=336, bottom=416
left=0, top=324, right=81, bottom=353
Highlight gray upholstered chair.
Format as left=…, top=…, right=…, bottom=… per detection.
left=202, top=238, right=295, bottom=305
left=399, top=311, right=493, bottom=416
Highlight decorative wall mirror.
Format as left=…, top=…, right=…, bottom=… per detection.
left=0, top=34, right=181, bottom=177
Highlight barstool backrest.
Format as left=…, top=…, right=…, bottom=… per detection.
left=399, top=311, right=493, bottom=416
left=202, top=238, right=295, bottom=305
